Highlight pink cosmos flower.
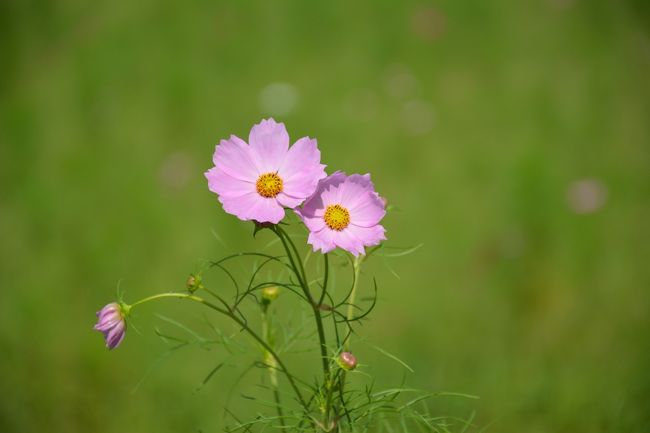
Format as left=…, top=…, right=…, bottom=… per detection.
left=94, top=302, right=127, bottom=350
left=296, top=172, right=386, bottom=256
left=205, top=119, right=327, bottom=224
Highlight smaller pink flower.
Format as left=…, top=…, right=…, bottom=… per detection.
left=205, top=119, right=327, bottom=224
left=94, top=302, right=127, bottom=350
left=296, top=172, right=387, bottom=256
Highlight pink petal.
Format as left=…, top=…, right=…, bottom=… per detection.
left=300, top=172, right=347, bottom=218
left=348, top=192, right=386, bottom=227
left=320, top=180, right=345, bottom=208
left=278, top=137, right=327, bottom=200
left=283, top=164, right=327, bottom=200
left=346, top=224, right=386, bottom=248
left=307, top=226, right=366, bottom=256
left=248, top=118, right=290, bottom=172
left=282, top=165, right=327, bottom=201
left=94, top=318, right=118, bottom=332
left=213, top=135, right=259, bottom=182
left=307, top=228, right=337, bottom=254
left=205, top=167, right=255, bottom=198
left=294, top=209, right=326, bottom=232
left=335, top=229, right=366, bottom=257
left=98, top=303, right=119, bottom=315
left=220, top=192, right=285, bottom=224
left=337, top=174, right=374, bottom=209
left=279, top=137, right=320, bottom=176
left=105, top=321, right=126, bottom=350
left=276, top=192, right=304, bottom=209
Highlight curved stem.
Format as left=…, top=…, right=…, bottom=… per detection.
left=273, top=226, right=307, bottom=290
left=130, top=292, right=197, bottom=308
left=318, top=253, right=329, bottom=306
left=129, top=292, right=308, bottom=410
left=276, top=225, right=309, bottom=289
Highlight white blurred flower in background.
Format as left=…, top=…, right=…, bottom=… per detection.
left=566, top=178, right=608, bottom=214
left=401, top=100, right=435, bottom=136
left=259, top=82, right=299, bottom=116
left=383, top=64, right=418, bottom=100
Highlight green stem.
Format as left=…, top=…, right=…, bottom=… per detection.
left=318, top=253, right=329, bottom=306
left=344, top=256, right=362, bottom=351
left=274, top=226, right=307, bottom=288
left=313, top=304, right=330, bottom=384
left=324, top=368, right=342, bottom=430
left=337, top=255, right=363, bottom=428
left=272, top=226, right=331, bottom=430
left=273, top=227, right=330, bottom=379
left=261, top=305, right=285, bottom=428
left=130, top=292, right=197, bottom=308
left=129, top=292, right=308, bottom=410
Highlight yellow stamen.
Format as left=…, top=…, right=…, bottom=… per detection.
left=324, top=204, right=350, bottom=231
left=256, top=173, right=283, bottom=198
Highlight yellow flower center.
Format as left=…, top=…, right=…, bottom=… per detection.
left=256, top=173, right=283, bottom=198
left=324, top=204, right=351, bottom=231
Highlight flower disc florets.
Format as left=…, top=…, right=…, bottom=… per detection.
left=324, top=204, right=350, bottom=231
left=256, top=172, right=283, bottom=198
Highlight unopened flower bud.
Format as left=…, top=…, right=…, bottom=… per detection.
left=94, top=302, right=128, bottom=350
left=337, top=351, right=358, bottom=371
left=186, top=274, right=203, bottom=293
left=261, top=286, right=280, bottom=304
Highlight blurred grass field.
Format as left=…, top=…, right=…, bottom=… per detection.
left=1, top=0, right=650, bottom=432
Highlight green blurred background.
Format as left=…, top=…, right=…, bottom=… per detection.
left=2, top=0, right=649, bottom=432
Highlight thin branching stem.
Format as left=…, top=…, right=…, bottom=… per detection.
left=273, top=226, right=330, bottom=382
left=129, top=292, right=309, bottom=411
left=274, top=226, right=307, bottom=288
left=273, top=225, right=333, bottom=430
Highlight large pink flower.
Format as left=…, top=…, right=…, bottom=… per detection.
left=296, top=172, right=387, bottom=256
left=205, top=119, right=327, bottom=224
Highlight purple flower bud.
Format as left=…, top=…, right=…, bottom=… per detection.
left=94, top=302, right=127, bottom=350
left=338, top=351, right=358, bottom=371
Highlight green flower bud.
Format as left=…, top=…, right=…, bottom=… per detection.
left=261, top=286, right=280, bottom=304
left=186, top=274, right=203, bottom=293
